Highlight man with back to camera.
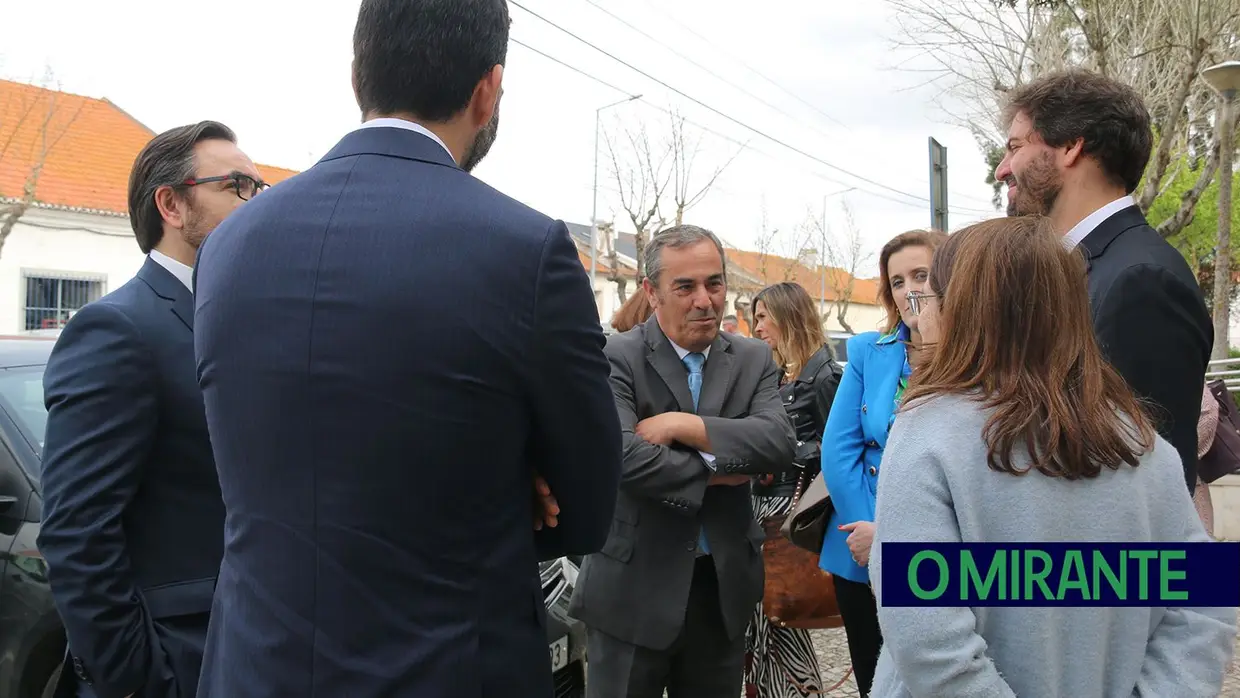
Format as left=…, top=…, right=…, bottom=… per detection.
left=39, top=121, right=263, bottom=698
left=569, top=225, right=796, bottom=698
left=190, top=1, right=622, bottom=696
left=994, top=68, right=1212, bottom=494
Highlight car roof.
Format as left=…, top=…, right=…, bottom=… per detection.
left=0, top=337, right=55, bottom=368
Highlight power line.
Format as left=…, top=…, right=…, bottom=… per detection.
left=508, top=1, right=990, bottom=214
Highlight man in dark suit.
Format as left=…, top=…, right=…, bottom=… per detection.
left=39, top=121, right=265, bottom=698
left=569, top=225, right=796, bottom=698
left=191, top=1, right=622, bottom=696
left=995, top=68, right=1213, bottom=493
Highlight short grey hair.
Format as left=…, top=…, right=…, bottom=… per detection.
left=643, top=224, right=728, bottom=285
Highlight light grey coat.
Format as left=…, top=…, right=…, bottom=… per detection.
left=870, top=394, right=1237, bottom=698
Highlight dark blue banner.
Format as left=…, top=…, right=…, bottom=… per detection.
left=879, top=542, right=1240, bottom=607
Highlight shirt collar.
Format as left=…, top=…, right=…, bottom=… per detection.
left=876, top=321, right=911, bottom=346
left=148, top=250, right=194, bottom=293
left=355, top=118, right=454, bottom=162
left=1063, top=195, right=1135, bottom=249
left=667, top=337, right=711, bottom=361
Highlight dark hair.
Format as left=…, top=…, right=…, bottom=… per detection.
left=352, top=0, right=510, bottom=121
left=127, top=121, right=236, bottom=254
left=877, top=229, right=949, bottom=333
left=644, top=224, right=727, bottom=286
left=1002, top=69, right=1152, bottom=193
left=903, top=216, right=1155, bottom=479
left=610, top=291, right=653, bottom=333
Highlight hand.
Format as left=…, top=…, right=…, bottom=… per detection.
left=839, top=521, right=875, bottom=567
left=532, top=473, right=559, bottom=530
left=708, top=474, right=751, bottom=487
left=635, top=412, right=691, bottom=446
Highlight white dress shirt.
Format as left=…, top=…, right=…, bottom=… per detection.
left=149, top=250, right=194, bottom=293
left=666, top=337, right=717, bottom=471
left=356, top=117, right=454, bottom=161
left=1063, top=194, right=1135, bottom=249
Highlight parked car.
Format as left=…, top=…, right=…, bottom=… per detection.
left=827, top=331, right=853, bottom=365
left=0, top=336, right=588, bottom=697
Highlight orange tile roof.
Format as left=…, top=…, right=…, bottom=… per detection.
left=724, top=247, right=880, bottom=305
left=0, top=79, right=298, bottom=217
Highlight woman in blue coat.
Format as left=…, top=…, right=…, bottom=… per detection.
left=818, top=229, right=946, bottom=697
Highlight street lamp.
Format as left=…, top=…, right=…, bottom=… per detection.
left=590, top=94, right=643, bottom=294
left=1202, top=60, right=1240, bottom=359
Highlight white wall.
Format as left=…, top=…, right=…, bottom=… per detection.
left=0, top=208, right=143, bottom=334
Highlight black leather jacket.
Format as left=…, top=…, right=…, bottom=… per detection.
left=752, top=345, right=842, bottom=498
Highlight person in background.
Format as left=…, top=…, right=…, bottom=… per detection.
left=39, top=122, right=263, bottom=698
left=869, top=215, right=1236, bottom=697
left=1196, top=383, right=1218, bottom=537
left=611, top=290, right=653, bottom=334
left=817, top=229, right=948, bottom=697
left=995, top=68, right=1212, bottom=494
left=747, top=281, right=843, bottom=697
left=722, top=314, right=739, bottom=334
left=570, top=225, right=796, bottom=698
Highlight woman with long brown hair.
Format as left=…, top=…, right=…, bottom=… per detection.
left=609, top=290, right=653, bottom=333
left=868, top=216, right=1236, bottom=697
left=817, top=229, right=947, bottom=697
left=745, top=281, right=843, bottom=697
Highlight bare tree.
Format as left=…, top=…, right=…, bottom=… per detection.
left=597, top=221, right=632, bottom=303
left=0, top=70, right=84, bottom=259
left=887, top=0, right=1240, bottom=239
left=808, top=200, right=872, bottom=334
left=605, top=111, right=742, bottom=279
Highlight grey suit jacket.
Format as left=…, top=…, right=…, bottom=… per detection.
left=568, top=316, right=796, bottom=650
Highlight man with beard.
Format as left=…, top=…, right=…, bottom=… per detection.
left=39, top=121, right=263, bottom=698
left=191, top=1, right=622, bottom=696
left=995, top=69, right=1212, bottom=494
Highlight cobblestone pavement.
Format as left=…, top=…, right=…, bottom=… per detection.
left=808, top=627, right=1240, bottom=697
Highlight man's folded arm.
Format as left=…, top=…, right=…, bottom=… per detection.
left=526, top=221, right=622, bottom=559
left=38, top=303, right=163, bottom=698
left=700, top=352, right=795, bottom=475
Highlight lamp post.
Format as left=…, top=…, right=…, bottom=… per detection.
left=590, top=94, right=643, bottom=294
left=819, top=187, right=856, bottom=324
left=1202, top=60, right=1240, bottom=359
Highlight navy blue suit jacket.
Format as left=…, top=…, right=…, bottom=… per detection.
left=40, top=258, right=224, bottom=698
left=192, top=126, right=622, bottom=698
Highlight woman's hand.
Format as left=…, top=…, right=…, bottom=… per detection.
left=839, top=521, right=876, bottom=567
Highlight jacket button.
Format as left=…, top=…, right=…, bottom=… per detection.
left=867, top=440, right=878, bottom=447
left=862, top=404, right=867, bottom=413
left=869, top=466, right=878, bottom=476
left=686, top=541, right=697, bottom=551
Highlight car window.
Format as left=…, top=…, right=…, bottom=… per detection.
left=0, top=366, right=47, bottom=467
left=827, top=336, right=849, bottom=364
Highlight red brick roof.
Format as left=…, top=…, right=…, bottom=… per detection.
left=0, top=79, right=298, bottom=216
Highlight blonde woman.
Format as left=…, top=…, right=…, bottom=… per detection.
left=746, top=281, right=843, bottom=697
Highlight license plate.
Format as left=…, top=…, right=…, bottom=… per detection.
left=549, top=635, right=569, bottom=672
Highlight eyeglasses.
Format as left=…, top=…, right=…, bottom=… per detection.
left=180, top=173, right=269, bottom=201
left=906, top=290, right=940, bottom=316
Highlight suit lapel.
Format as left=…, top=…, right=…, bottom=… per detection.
left=643, top=317, right=695, bottom=413
left=137, top=257, right=194, bottom=331
left=697, top=334, right=733, bottom=417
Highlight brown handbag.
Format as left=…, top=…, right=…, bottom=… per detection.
left=1201, top=379, right=1240, bottom=484
left=761, top=471, right=842, bottom=629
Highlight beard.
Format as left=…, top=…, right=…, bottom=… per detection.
left=460, top=108, right=500, bottom=173
left=1006, top=150, right=1062, bottom=217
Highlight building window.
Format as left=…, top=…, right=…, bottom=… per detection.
left=23, top=274, right=104, bottom=331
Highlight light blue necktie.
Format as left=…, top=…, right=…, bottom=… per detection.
left=683, top=352, right=709, bottom=555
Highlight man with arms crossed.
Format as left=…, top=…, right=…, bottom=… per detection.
left=570, top=225, right=796, bottom=697
left=995, top=69, right=1212, bottom=493
left=191, top=1, right=622, bottom=696
left=40, top=122, right=263, bottom=698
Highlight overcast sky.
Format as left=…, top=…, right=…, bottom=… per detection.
left=4, top=0, right=1003, bottom=276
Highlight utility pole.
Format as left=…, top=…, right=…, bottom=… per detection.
left=590, top=94, right=643, bottom=294
left=928, top=137, right=949, bottom=232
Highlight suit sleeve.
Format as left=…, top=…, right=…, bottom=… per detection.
left=608, top=350, right=713, bottom=512
left=1093, top=264, right=1211, bottom=492
left=699, top=351, right=796, bottom=475
left=525, top=221, right=622, bottom=560
left=821, top=336, right=876, bottom=525
left=870, top=406, right=1017, bottom=697
left=38, top=302, right=165, bottom=698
